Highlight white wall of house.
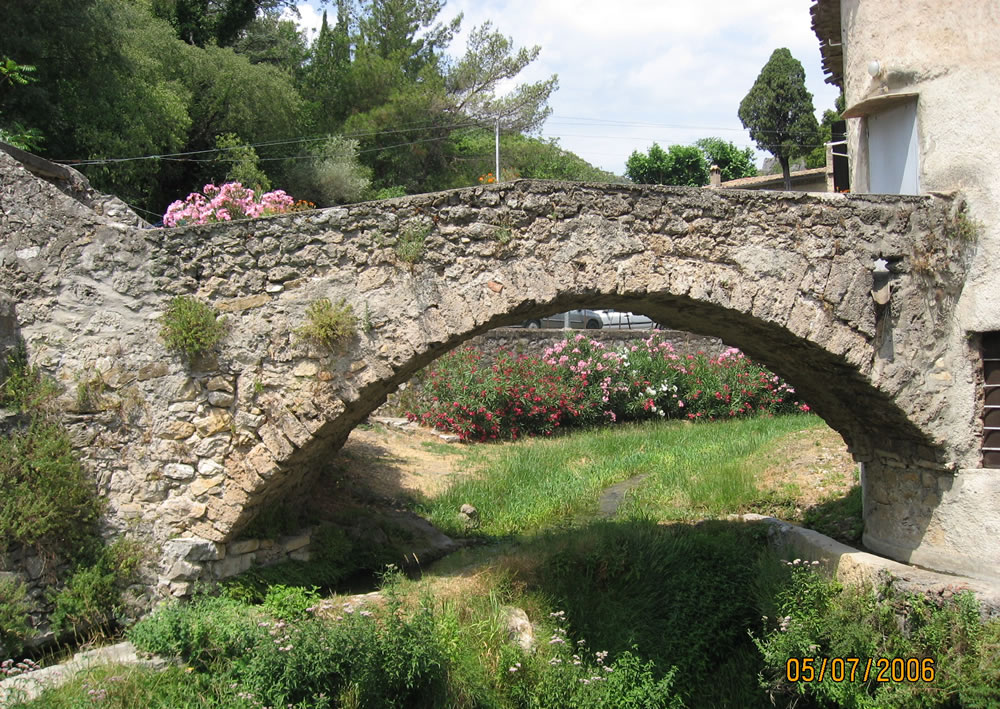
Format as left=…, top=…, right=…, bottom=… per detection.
left=831, top=0, right=1000, bottom=580
left=838, top=0, right=1000, bottom=331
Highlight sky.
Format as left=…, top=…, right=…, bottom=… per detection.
left=283, top=1, right=841, bottom=176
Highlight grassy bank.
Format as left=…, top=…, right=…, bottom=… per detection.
left=9, top=414, right=998, bottom=708
left=423, top=413, right=815, bottom=537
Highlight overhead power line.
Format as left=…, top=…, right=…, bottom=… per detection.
left=55, top=119, right=486, bottom=166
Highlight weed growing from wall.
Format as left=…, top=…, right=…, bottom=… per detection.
left=948, top=207, right=981, bottom=243
left=362, top=303, right=374, bottom=334
left=0, top=344, right=59, bottom=412
left=296, top=298, right=357, bottom=352
left=74, top=372, right=107, bottom=412
left=395, top=223, right=431, bottom=265
left=159, top=296, right=226, bottom=359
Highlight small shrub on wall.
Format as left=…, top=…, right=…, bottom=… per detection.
left=296, top=298, right=357, bottom=352
left=159, top=295, right=226, bottom=359
left=407, top=334, right=808, bottom=442
left=0, top=575, right=30, bottom=657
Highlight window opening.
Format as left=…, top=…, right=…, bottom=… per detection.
left=984, top=332, right=1000, bottom=468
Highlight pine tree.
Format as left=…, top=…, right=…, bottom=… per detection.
left=738, top=48, right=821, bottom=190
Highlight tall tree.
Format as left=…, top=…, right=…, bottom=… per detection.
left=695, top=137, right=757, bottom=182
left=231, top=11, right=309, bottom=76
left=625, top=143, right=708, bottom=187
left=151, top=0, right=294, bottom=47
left=358, top=0, right=458, bottom=77
left=302, top=4, right=356, bottom=132
left=446, top=21, right=557, bottom=133
left=738, top=48, right=820, bottom=190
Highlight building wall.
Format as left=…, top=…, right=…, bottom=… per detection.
left=838, top=0, right=1000, bottom=331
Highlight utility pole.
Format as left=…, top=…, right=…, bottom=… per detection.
left=495, top=117, right=500, bottom=182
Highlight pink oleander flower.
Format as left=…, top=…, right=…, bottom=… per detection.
left=162, top=181, right=300, bottom=226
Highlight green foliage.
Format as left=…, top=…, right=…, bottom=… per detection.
left=49, top=538, right=146, bottom=636
left=451, top=130, right=620, bottom=185
left=230, top=11, right=309, bottom=75
left=296, top=298, right=357, bottom=352
left=395, top=223, right=431, bottom=265
left=695, top=137, right=757, bottom=181
left=222, top=525, right=355, bottom=604
left=739, top=48, right=821, bottom=188
left=128, top=594, right=267, bottom=671
left=284, top=135, right=370, bottom=206
left=151, top=0, right=296, bottom=48
left=625, top=142, right=709, bottom=186
left=261, top=584, right=321, bottom=621
left=805, top=93, right=845, bottom=169
left=130, top=586, right=448, bottom=708
left=535, top=520, right=771, bottom=706
left=213, top=132, right=270, bottom=191
left=754, top=564, right=1000, bottom=708
left=0, top=419, right=103, bottom=560
left=0, top=345, right=59, bottom=413
left=445, top=20, right=558, bottom=133
left=0, top=575, right=31, bottom=658
left=0, top=56, right=43, bottom=151
left=370, top=185, right=408, bottom=200
left=423, top=413, right=812, bottom=538
left=159, top=296, right=226, bottom=359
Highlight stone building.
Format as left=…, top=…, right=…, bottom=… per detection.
left=811, top=0, right=1000, bottom=567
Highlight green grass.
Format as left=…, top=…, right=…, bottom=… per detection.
left=5, top=663, right=236, bottom=708
left=422, top=413, right=818, bottom=537
left=11, top=414, right=998, bottom=709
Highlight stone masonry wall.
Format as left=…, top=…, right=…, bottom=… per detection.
left=5, top=149, right=996, bottom=584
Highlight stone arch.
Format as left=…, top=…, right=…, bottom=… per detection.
left=156, top=181, right=974, bottom=579
left=2, top=148, right=991, bottom=582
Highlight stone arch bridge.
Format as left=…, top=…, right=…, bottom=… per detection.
left=1, top=149, right=995, bottom=587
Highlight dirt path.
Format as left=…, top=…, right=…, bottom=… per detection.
left=757, top=424, right=858, bottom=508
left=331, top=420, right=466, bottom=501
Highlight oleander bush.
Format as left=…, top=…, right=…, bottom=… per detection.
left=162, top=182, right=296, bottom=226
left=407, top=333, right=809, bottom=441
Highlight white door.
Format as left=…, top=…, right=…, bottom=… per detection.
left=868, top=100, right=920, bottom=195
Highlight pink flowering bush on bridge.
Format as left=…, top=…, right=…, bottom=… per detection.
left=407, top=333, right=810, bottom=442
left=162, top=182, right=297, bottom=226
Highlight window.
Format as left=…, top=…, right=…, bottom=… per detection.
left=984, top=333, right=1000, bottom=468
left=867, top=99, right=920, bottom=195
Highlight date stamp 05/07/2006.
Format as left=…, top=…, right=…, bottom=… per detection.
left=785, top=657, right=936, bottom=684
